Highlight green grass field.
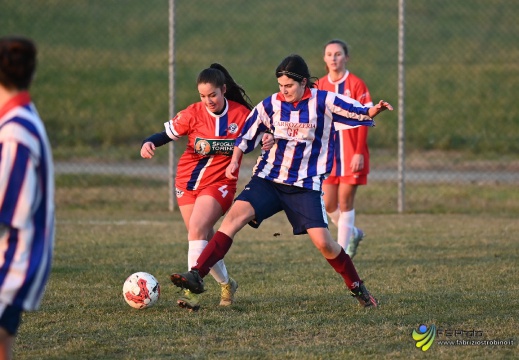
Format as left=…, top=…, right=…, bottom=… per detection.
left=15, top=209, right=518, bottom=359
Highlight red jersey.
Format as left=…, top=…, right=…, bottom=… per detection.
left=317, top=71, right=373, bottom=177
left=164, top=99, right=250, bottom=190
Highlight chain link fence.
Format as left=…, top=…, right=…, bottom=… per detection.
left=3, top=0, right=518, bottom=215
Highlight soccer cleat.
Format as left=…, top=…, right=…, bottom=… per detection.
left=177, top=289, right=200, bottom=311
left=219, top=277, right=238, bottom=306
left=170, top=270, right=206, bottom=294
left=350, top=282, right=378, bottom=307
left=346, top=228, right=364, bottom=259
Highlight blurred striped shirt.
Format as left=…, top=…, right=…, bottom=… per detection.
left=235, top=88, right=374, bottom=191
left=0, top=92, right=55, bottom=312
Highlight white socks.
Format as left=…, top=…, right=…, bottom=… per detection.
left=188, top=240, right=229, bottom=284
left=337, top=209, right=355, bottom=250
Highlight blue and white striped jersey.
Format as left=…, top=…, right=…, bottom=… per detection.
left=235, top=88, right=374, bottom=191
left=0, top=92, right=55, bottom=312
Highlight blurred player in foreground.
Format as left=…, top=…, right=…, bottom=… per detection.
left=171, top=54, right=392, bottom=309
left=141, top=64, right=273, bottom=311
left=0, top=35, right=55, bottom=359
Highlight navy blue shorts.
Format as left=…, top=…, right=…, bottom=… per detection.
left=0, top=304, right=22, bottom=335
left=235, top=176, right=328, bottom=235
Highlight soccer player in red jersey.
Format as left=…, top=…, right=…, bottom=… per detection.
left=141, top=64, right=273, bottom=311
left=317, top=39, right=373, bottom=259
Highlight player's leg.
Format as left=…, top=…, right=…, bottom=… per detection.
left=192, top=199, right=256, bottom=277
left=170, top=200, right=255, bottom=295
left=194, top=176, right=282, bottom=278
left=188, top=183, right=239, bottom=306
left=0, top=304, right=22, bottom=360
left=338, top=181, right=364, bottom=258
left=0, top=329, right=14, bottom=360
left=307, top=227, right=377, bottom=307
left=176, top=196, right=203, bottom=310
left=171, top=177, right=282, bottom=293
left=177, top=188, right=224, bottom=310
left=189, top=194, right=230, bottom=282
left=337, top=182, right=357, bottom=248
left=282, top=189, right=377, bottom=307
left=322, top=178, right=340, bottom=226
left=192, top=187, right=240, bottom=306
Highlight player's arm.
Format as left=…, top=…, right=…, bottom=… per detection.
left=226, top=146, right=244, bottom=180
left=368, top=100, right=393, bottom=117
left=261, top=131, right=275, bottom=151
left=140, top=131, right=172, bottom=159
left=234, top=105, right=274, bottom=153
left=0, top=140, right=36, bottom=228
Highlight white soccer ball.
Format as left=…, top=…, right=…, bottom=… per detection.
left=123, top=272, right=160, bottom=309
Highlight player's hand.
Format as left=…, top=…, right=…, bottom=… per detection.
left=141, top=142, right=156, bottom=159
left=369, top=100, right=393, bottom=118
left=226, top=161, right=240, bottom=180
left=350, top=154, right=364, bottom=173
left=261, top=132, right=275, bottom=151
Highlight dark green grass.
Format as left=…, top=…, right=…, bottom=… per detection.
left=15, top=211, right=518, bottom=359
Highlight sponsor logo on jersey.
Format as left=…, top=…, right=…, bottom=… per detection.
left=194, top=137, right=234, bottom=156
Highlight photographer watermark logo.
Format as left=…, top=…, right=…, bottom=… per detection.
left=412, top=324, right=436, bottom=352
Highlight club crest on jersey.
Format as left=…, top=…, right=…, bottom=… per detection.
left=175, top=188, right=184, bottom=198
left=228, top=123, right=239, bottom=134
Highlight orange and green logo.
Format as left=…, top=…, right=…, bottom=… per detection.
left=412, top=324, right=436, bottom=351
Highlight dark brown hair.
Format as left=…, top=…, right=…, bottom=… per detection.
left=197, top=63, right=253, bottom=111
left=275, top=54, right=316, bottom=88
left=0, top=36, right=37, bottom=90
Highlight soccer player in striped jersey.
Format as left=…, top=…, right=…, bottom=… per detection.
left=317, top=39, right=373, bottom=259
left=141, top=64, right=273, bottom=311
left=0, top=36, right=55, bottom=359
left=171, top=54, right=392, bottom=309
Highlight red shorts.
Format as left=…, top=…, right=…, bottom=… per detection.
left=323, top=174, right=367, bottom=185
left=175, top=181, right=237, bottom=213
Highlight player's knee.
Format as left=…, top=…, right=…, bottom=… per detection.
left=187, top=223, right=213, bottom=240
left=324, top=203, right=337, bottom=213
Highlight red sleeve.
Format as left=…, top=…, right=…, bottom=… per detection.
left=171, top=106, right=196, bottom=137
left=356, top=125, right=368, bottom=154
left=350, top=75, right=371, bottom=154
left=351, top=76, right=372, bottom=106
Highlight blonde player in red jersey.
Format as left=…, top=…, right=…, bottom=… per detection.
left=141, top=63, right=273, bottom=311
left=317, top=39, right=373, bottom=259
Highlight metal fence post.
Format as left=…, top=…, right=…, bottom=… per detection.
left=168, top=0, right=177, bottom=212
left=398, top=0, right=406, bottom=213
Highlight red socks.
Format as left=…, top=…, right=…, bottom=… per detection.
left=192, top=231, right=233, bottom=277
left=326, top=248, right=361, bottom=289
left=192, top=232, right=360, bottom=290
